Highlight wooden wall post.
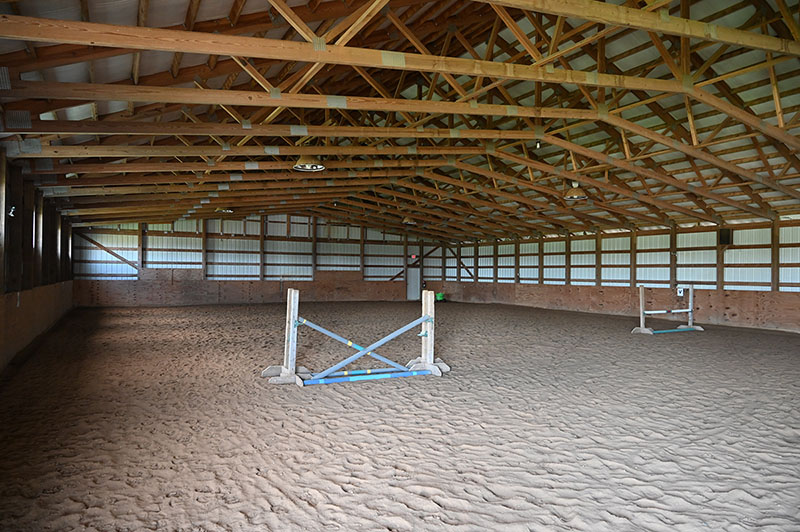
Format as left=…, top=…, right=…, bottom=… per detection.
left=456, top=245, right=461, bottom=282
left=402, top=234, right=408, bottom=283
left=631, top=230, right=637, bottom=286
left=474, top=241, right=479, bottom=283
left=201, top=218, right=208, bottom=279
left=138, top=222, right=146, bottom=269
left=0, top=150, right=5, bottom=291
left=716, top=231, right=725, bottom=291
left=669, top=223, right=678, bottom=288
left=34, top=191, right=44, bottom=287
left=514, top=240, right=520, bottom=283
left=771, top=220, right=779, bottom=291
left=5, top=166, right=23, bottom=292
left=310, top=216, right=317, bottom=280
left=564, top=233, right=571, bottom=285
left=440, top=243, right=446, bottom=281
left=538, top=235, right=544, bottom=284
left=359, top=225, right=365, bottom=279
left=595, top=231, right=602, bottom=286
left=22, top=182, right=35, bottom=289
left=493, top=240, right=499, bottom=283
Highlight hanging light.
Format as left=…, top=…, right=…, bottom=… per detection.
left=293, top=154, right=325, bottom=172
left=564, top=181, right=588, bottom=201
left=215, top=207, right=234, bottom=214
left=402, top=216, right=417, bottom=225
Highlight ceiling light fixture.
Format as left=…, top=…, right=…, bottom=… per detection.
left=293, top=154, right=325, bottom=172
left=564, top=181, right=588, bottom=201
left=535, top=140, right=541, bottom=150
left=215, top=207, right=234, bottom=214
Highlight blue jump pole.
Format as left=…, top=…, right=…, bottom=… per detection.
left=312, top=315, right=430, bottom=380
left=303, top=370, right=432, bottom=386
left=296, top=317, right=408, bottom=372
left=652, top=328, right=700, bottom=334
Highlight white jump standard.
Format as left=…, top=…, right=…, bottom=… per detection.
left=262, top=289, right=450, bottom=386
left=632, top=285, right=704, bottom=335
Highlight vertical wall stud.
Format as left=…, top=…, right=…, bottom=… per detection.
left=474, top=241, right=479, bottom=283
left=201, top=219, right=208, bottom=280
left=538, top=235, right=544, bottom=284
left=0, top=150, right=6, bottom=291
left=258, top=215, right=265, bottom=281
left=514, top=240, right=520, bottom=283
left=565, top=233, right=571, bottom=285
left=631, top=229, right=637, bottom=286
left=669, top=223, right=678, bottom=288
left=771, top=220, right=780, bottom=291
left=493, top=240, right=499, bottom=283
left=595, top=231, right=602, bottom=286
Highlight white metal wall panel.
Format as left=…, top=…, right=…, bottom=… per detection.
left=571, top=238, right=595, bottom=252
left=602, top=236, right=630, bottom=251
left=733, top=228, right=770, bottom=246
left=571, top=253, right=595, bottom=266
left=780, top=226, right=800, bottom=244
left=637, top=234, right=669, bottom=249
left=543, top=240, right=565, bottom=253
left=520, top=242, right=538, bottom=254
left=678, top=231, right=715, bottom=248
left=725, top=248, right=771, bottom=264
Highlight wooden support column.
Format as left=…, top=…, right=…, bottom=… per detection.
left=21, top=182, right=34, bottom=289
left=456, top=245, right=461, bottom=282
left=310, top=216, right=317, bottom=279
left=630, top=230, right=637, bottom=286
left=138, top=222, right=146, bottom=269
left=54, top=213, right=62, bottom=282
left=440, top=243, right=446, bottom=282
left=595, top=232, right=602, bottom=286
left=201, top=218, right=208, bottom=279
left=493, top=240, right=499, bottom=283
left=564, top=233, right=571, bottom=285
left=0, top=150, right=6, bottom=291
left=5, top=166, right=23, bottom=292
left=716, top=232, right=725, bottom=291
left=474, top=242, right=479, bottom=283
left=60, top=216, right=71, bottom=281
left=259, top=215, right=266, bottom=281
left=771, top=220, right=780, bottom=291
left=403, top=234, right=408, bottom=283
left=538, top=235, right=544, bottom=284
left=514, top=240, right=521, bottom=283
left=669, top=223, right=678, bottom=288
left=34, top=191, right=44, bottom=287
left=419, top=240, right=424, bottom=284
left=359, top=226, right=365, bottom=280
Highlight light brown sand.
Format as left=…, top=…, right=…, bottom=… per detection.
left=1, top=302, right=799, bottom=531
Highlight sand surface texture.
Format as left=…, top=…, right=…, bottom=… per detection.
left=1, top=302, right=799, bottom=531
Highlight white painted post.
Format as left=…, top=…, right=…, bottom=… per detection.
left=631, top=284, right=654, bottom=334
left=421, top=289, right=434, bottom=365
left=283, top=288, right=299, bottom=373
left=406, top=289, right=449, bottom=375
left=639, top=285, right=646, bottom=329
left=262, top=288, right=310, bottom=383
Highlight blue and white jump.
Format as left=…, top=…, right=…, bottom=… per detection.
left=262, top=289, right=450, bottom=386
left=632, top=285, right=704, bottom=335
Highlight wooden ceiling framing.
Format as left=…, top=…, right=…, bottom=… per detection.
left=0, top=0, right=799, bottom=241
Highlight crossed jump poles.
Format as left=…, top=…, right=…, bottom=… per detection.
left=262, top=289, right=450, bottom=386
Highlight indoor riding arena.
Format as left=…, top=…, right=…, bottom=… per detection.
left=1, top=1, right=800, bottom=531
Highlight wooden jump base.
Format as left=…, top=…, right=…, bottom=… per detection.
left=631, top=285, right=704, bottom=335
left=261, top=289, right=450, bottom=386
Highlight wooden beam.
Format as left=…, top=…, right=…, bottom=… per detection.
left=3, top=80, right=598, bottom=121
left=10, top=144, right=484, bottom=159
left=10, top=118, right=591, bottom=141
left=473, top=0, right=800, bottom=57
left=0, top=15, right=685, bottom=92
